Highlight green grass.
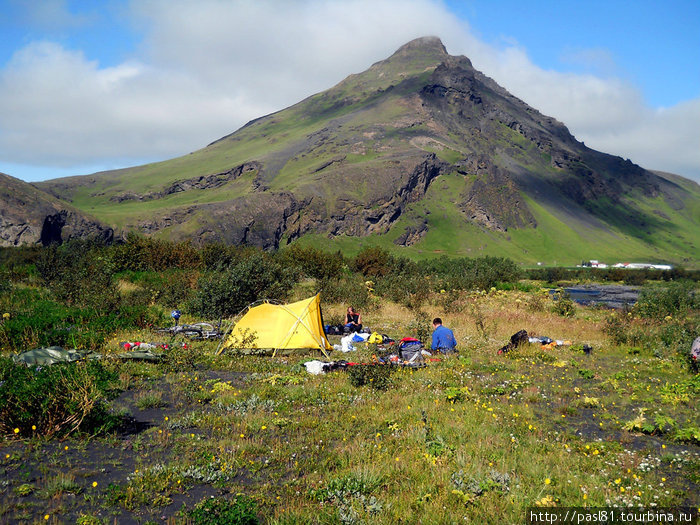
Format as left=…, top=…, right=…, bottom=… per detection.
left=1, top=265, right=698, bottom=523
left=287, top=173, right=699, bottom=266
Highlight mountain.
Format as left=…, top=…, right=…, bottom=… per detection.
left=11, top=37, right=700, bottom=263
left=0, top=172, right=113, bottom=247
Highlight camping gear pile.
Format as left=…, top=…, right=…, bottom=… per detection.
left=156, top=322, right=222, bottom=340
left=11, top=345, right=169, bottom=366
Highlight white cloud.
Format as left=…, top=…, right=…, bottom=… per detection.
left=0, top=0, right=698, bottom=183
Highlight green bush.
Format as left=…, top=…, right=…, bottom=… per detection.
left=347, top=364, right=395, bottom=390
left=0, top=357, right=119, bottom=438
left=120, top=269, right=199, bottom=308
left=319, top=275, right=371, bottom=310
left=375, top=273, right=430, bottom=309
left=35, top=240, right=119, bottom=310
left=635, top=282, right=698, bottom=320
left=0, top=287, right=164, bottom=352
left=189, top=495, right=259, bottom=525
left=353, top=247, right=395, bottom=277
left=107, top=234, right=202, bottom=272
left=192, top=253, right=295, bottom=319
left=550, top=289, right=576, bottom=317
left=278, top=245, right=345, bottom=280
left=419, top=256, right=521, bottom=291
left=603, top=312, right=630, bottom=345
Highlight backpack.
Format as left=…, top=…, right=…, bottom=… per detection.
left=497, top=330, right=528, bottom=355
left=399, top=337, right=425, bottom=363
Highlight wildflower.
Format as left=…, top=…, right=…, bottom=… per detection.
left=2, top=313, right=9, bottom=320
left=32, top=425, right=36, bottom=431
left=240, top=434, right=245, bottom=438
left=13, top=428, right=19, bottom=434
left=44, top=515, right=49, bottom=521
left=92, top=481, right=98, bottom=487
left=261, top=426, right=267, bottom=430
left=544, top=478, right=552, bottom=485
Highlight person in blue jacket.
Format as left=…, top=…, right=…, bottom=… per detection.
left=431, top=317, right=457, bottom=354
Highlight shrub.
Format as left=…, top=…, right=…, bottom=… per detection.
left=35, top=240, right=119, bottom=311
left=189, top=495, right=259, bottom=525
left=374, top=273, right=430, bottom=309
left=108, top=234, right=202, bottom=272
left=121, top=269, right=199, bottom=308
left=319, top=275, right=371, bottom=311
left=603, top=312, right=629, bottom=345
left=419, top=256, right=521, bottom=291
left=353, top=247, right=394, bottom=277
left=347, top=364, right=395, bottom=390
left=635, top=282, right=698, bottom=320
left=0, top=357, right=119, bottom=438
left=192, top=253, right=295, bottom=319
left=406, top=315, right=432, bottom=344
left=277, top=245, right=345, bottom=281
left=0, top=288, right=164, bottom=352
left=550, top=289, right=576, bottom=317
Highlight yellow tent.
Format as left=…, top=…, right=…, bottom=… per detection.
left=218, top=294, right=331, bottom=357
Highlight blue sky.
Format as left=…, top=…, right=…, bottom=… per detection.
left=448, top=0, right=700, bottom=108
left=1, top=0, right=699, bottom=183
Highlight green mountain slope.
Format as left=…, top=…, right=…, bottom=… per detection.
left=30, top=36, right=700, bottom=265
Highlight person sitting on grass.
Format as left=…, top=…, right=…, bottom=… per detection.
left=344, top=306, right=363, bottom=333
left=431, top=317, right=457, bottom=355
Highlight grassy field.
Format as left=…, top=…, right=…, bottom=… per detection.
left=1, top=286, right=698, bottom=524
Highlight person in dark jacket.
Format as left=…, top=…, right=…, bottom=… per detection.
left=344, top=306, right=363, bottom=333
left=431, top=317, right=457, bottom=354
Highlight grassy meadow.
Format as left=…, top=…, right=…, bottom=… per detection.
left=0, top=240, right=698, bottom=524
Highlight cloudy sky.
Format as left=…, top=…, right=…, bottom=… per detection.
left=1, top=0, right=699, bottom=183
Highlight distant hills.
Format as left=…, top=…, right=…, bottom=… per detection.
left=0, top=172, right=112, bottom=247
left=2, top=36, right=699, bottom=265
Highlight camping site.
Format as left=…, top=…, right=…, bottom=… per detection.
left=0, top=240, right=698, bottom=524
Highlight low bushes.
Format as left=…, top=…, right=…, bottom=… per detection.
left=188, top=495, right=259, bottom=525
left=191, top=253, right=295, bottom=319
left=0, top=287, right=164, bottom=352
left=0, top=357, right=119, bottom=438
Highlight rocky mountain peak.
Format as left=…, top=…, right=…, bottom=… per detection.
left=392, top=36, right=447, bottom=58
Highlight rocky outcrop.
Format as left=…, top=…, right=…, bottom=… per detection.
left=0, top=173, right=113, bottom=247
left=394, top=220, right=428, bottom=246
left=109, top=162, right=262, bottom=202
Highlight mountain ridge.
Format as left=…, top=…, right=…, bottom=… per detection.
left=3, top=37, right=698, bottom=263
